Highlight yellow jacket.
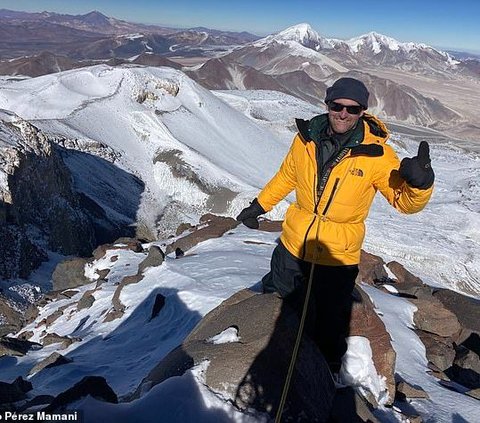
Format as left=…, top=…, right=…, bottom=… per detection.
left=257, top=113, right=433, bottom=265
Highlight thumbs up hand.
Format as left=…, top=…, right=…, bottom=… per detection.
left=399, top=141, right=435, bottom=189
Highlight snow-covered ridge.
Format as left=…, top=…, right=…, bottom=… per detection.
left=345, top=31, right=430, bottom=53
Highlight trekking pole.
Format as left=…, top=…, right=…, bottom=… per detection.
left=275, top=262, right=315, bottom=423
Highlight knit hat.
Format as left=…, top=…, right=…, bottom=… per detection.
left=325, top=77, right=369, bottom=109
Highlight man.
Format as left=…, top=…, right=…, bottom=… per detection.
left=236, top=77, right=434, bottom=374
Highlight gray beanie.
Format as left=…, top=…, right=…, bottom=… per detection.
left=325, top=77, right=369, bottom=109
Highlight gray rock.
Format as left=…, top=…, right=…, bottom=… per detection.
left=0, top=295, right=23, bottom=335
left=44, top=376, right=117, bottom=412
left=134, top=289, right=335, bottom=421
left=0, top=376, right=32, bottom=404
left=42, top=333, right=79, bottom=348
left=113, top=237, right=143, bottom=252
left=446, top=346, right=480, bottom=389
left=77, top=291, right=95, bottom=310
left=150, top=293, right=166, bottom=320
left=52, top=257, right=91, bottom=291
left=138, top=245, right=164, bottom=273
left=396, top=380, right=429, bottom=400
left=29, top=352, right=72, bottom=375
left=415, top=330, right=456, bottom=371
left=95, top=268, right=110, bottom=280
left=411, top=298, right=462, bottom=338
left=0, top=336, right=42, bottom=357
left=433, top=288, right=480, bottom=336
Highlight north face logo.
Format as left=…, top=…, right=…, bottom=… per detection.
left=350, top=168, right=364, bottom=177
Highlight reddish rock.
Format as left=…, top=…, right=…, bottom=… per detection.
left=411, top=298, right=462, bottom=338
left=357, top=250, right=388, bottom=285
left=349, top=286, right=396, bottom=405
left=166, top=214, right=239, bottom=255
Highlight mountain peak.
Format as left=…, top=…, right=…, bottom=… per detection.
left=81, top=10, right=110, bottom=24
left=274, top=23, right=320, bottom=44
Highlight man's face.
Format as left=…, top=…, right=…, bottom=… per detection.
left=327, top=98, right=364, bottom=134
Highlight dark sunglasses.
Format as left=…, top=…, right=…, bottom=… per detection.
left=328, top=101, right=363, bottom=115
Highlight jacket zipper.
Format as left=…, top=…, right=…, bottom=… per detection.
left=322, top=177, right=340, bottom=215
left=301, top=148, right=349, bottom=260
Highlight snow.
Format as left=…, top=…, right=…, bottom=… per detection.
left=207, top=327, right=241, bottom=344
left=346, top=31, right=431, bottom=54
left=0, top=64, right=479, bottom=421
left=340, top=336, right=388, bottom=406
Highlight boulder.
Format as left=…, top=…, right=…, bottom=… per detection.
left=44, top=376, right=117, bottom=412
left=111, top=274, right=144, bottom=315
left=0, top=376, right=32, bottom=404
left=432, top=288, right=480, bottom=336
left=77, top=291, right=95, bottom=310
left=135, top=289, right=336, bottom=421
left=349, top=286, right=396, bottom=405
left=386, top=261, right=424, bottom=285
left=150, top=293, right=166, bottom=320
left=385, top=261, right=433, bottom=299
left=29, top=352, right=72, bottom=375
left=396, top=380, right=429, bottom=400
left=257, top=219, right=283, bottom=232
left=42, top=333, right=79, bottom=349
left=0, top=336, right=42, bottom=357
left=410, top=298, right=462, bottom=338
left=52, top=258, right=91, bottom=291
left=415, top=330, right=456, bottom=371
left=445, top=346, right=480, bottom=389
left=138, top=245, right=165, bottom=274
left=357, top=251, right=388, bottom=285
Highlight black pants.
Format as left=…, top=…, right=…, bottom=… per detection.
left=262, top=241, right=358, bottom=373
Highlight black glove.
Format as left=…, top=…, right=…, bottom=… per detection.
left=236, top=198, right=266, bottom=229
left=399, top=141, right=435, bottom=189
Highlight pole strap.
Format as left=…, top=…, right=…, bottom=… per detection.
left=275, top=262, right=315, bottom=423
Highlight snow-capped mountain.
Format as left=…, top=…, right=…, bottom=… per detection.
left=260, top=22, right=336, bottom=50
left=187, top=23, right=464, bottom=131
left=338, top=31, right=460, bottom=71
left=254, top=23, right=460, bottom=75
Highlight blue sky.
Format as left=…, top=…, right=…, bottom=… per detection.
left=1, top=0, right=479, bottom=53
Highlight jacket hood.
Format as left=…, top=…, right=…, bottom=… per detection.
left=362, top=113, right=389, bottom=144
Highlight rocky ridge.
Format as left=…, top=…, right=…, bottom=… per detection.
left=0, top=215, right=478, bottom=421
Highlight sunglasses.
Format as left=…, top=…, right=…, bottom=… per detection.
left=328, top=101, right=363, bottom=115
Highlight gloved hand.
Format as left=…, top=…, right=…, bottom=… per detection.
left=399, top=141, right=435, bottom=189
left=236, top=198, right=266, bottom=229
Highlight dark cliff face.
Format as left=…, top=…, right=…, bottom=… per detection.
left=7, top=144, right=96, bottom=257
left=0, top=218, right=47, bottom=279
left=0, top=116, right=143, bottom=280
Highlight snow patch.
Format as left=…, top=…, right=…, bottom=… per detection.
left=340, top=336, right=389, bottom=406
left=207, top=326, right=240, bottom=344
